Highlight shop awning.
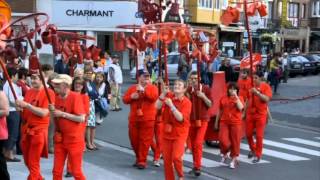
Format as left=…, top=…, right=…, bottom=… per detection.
left=219, top=25, right=245, bottom=32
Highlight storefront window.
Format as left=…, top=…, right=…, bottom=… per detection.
left=198, top=0, right=213, bottom=8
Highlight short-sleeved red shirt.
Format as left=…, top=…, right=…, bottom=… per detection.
left=55, top=91, right=86, bottom=143
left=247, top=82, right=272, bottom=117
left=187, top=85, right=212, bottom=124
left=238, top=77, right=253, bottom=102
left=22, top=88, right=55, bottom=128
left=219, top=95, right=244, bottom=125
left=162, top=94, right=192, bottom=140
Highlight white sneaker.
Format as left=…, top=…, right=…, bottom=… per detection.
left=229, top=159, right=238, bottom=169
left=220, top=155, right=228, bottom=166
left=153, top=160, right=160, bottom=167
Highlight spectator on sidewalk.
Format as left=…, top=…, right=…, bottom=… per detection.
left=3, top=67, right=23, bottom=162
left=16, top=67, right=30, bottom=96
left=93, top=72, right=110, bottom=125
left=0, top=89, right=10, bottom=180
left=219, top=57, right=234, bottom=83
left=281, top=52, right=289, bottom=83
left=54, top=57, right=70, bottom=75
left=269, top=53, right=281, bottom=94
left=84, top=66, right=97, bottom=151
left=177, top=53, right=191, bottom=81
left=108, top=54, right=123, bottom=111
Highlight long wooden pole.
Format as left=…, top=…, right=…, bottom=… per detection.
left=244, top=0, right=254, bottom=106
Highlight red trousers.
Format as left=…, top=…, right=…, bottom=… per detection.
left=219, top=122, right=242, bottom=158
left=21, top=131, right=46, bottom=180
left=162, top=137, right=186, bottom=180
left=129, top=121, right=155, bottom=166
left=189, top=121, right=208, bottom=169
left=151, top=122, right=163, bottom=161
left=53, top=142, right=85, bottom=180
left=246, top=115, right=267, bottom=158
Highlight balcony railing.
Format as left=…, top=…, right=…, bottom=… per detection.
left=267, top=18, right=309, bottom=29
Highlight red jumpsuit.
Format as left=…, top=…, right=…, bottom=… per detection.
left=150, top=111, right=163, bottom=162
left=246, top=82, right=272, bottom=158
left=162, top=94, right=191, bottom=180
left=53, top=91, right=86, bottom=180
left=218, top=95, right=244, bottom=158
left=237, top=77, right=253, bottom=137
left=21, top=88, right=55, bottom=180
left=187, top=85, right=211, bottom=170
left=66, top=94, right=90, bottom=174
left=123, top=84, right=158, bottom=167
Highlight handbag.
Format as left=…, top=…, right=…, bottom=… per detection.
left=0, top=117, right=8, bottom=140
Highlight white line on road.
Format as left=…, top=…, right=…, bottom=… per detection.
left=203, top=147, right=270, bottom=164
left=315, top=137, right=320, bottom=140
left=282, top=138, right=320, bottom=148
left=240, top=143, right=310, bottom=161
left=184, top=153, right=221, bottom=168
left=263, top=139, right=320, bottom=157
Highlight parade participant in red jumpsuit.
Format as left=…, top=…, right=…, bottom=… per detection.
left=214, top=82, right=244, bottom=169
left=123, top=72, right=158, bottom=169
left=51, top=74, right=86, bottom=180
left=155, top=79, right=192, bottom=180
left=16, top=70, right=55, bottom=180
left=245, top=71, right=272, bottom=163
left=186, top=71, right=212, bottom=176
left=65, top=77, right=90, bottom=178
left=237, top=68, right=252, bottom=137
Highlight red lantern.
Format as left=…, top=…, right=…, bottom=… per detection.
left=257, top=3, right=268, bottom=17
left=247, top=3, right=257, bottom=16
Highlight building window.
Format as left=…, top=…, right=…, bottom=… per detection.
left=278, top=1, right=282, bottom=17
left=222, top=0, right=228, bottom=9
left=268, top=1, right=273, bottom=19
left=312, top=0, right=320, bottom=17
left=214, top=0, right=220, bottom=9
left=288, top=3, right=299, bottom=27
left=198, top=0, right=213, bottom=8
left=301, top=4, right=305, bottom=18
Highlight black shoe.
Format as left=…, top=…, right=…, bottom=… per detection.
left=116, top=108, right=122, bottom=111
left=188, top=168, right=201, bottom=177
left=136, top=164, right=146, bottom=169
left=247, top=151, right=254, bottom=159
left=132, top=163, right=138, bottom=167
left=252, top=157, right=260, bottom=163
left=64, top=172, right=73, bottom=178
left=6, top=157, right=21, bottom=162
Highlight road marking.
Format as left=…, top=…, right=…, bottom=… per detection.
left=315, top=137, right=320, bottom=140
left=263, top=139, right=320, bottom=157
left=203, top=147, right=270, bottom=164
left=184, top=153, right=221, bottom=168
left=95, top=140, right=224, bottom=180
left=282, top=138, right=320, bottom=148
left=240, top=143, right=310, bottom=161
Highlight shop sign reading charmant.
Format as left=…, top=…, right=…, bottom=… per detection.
left=52, top=1, right=143, bottom=29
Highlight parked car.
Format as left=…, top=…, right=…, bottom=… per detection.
left=303, top=54, right=320, bottom=73
left=130, top=52, right=197, bottom=80
left=288, top=55, right=317, bottom=76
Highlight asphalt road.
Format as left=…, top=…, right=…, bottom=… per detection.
left=92, top=74, right=320, bottom=180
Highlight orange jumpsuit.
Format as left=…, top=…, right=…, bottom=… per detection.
left=21, top=88, right=55, bottom=180
left=123, top=84, right=158, bottom=167
left=66, top=94, right=90, bottom=174
left=162, top=94, right=192, bottom=180
left=218, top=95, right=244, bottom=158
left=237, top=77, right=253, bottom=138
left=246, top=82, right=272, bottom=158
left=187, top=85, right=211, bottom=170
left=53, top=91, right=86, bottom=180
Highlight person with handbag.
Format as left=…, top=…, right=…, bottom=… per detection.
left=93, top=72, right=110, bottom=125
left=0, top=89, right=10, bottom=180
left=245, top=71, right=272, bottom=163
left=186, top=71, right=212, bottom=176
left=214, top=82, right=244, bottom=169
left=3, top=67, right=24, bottom=162
left=123, top=71, right=158, bottom=169
left=51, top=74, right=86, bottom=180
left=15, top=70, right=55, bottom=180
left=155, top=79, right=192, bottom=180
